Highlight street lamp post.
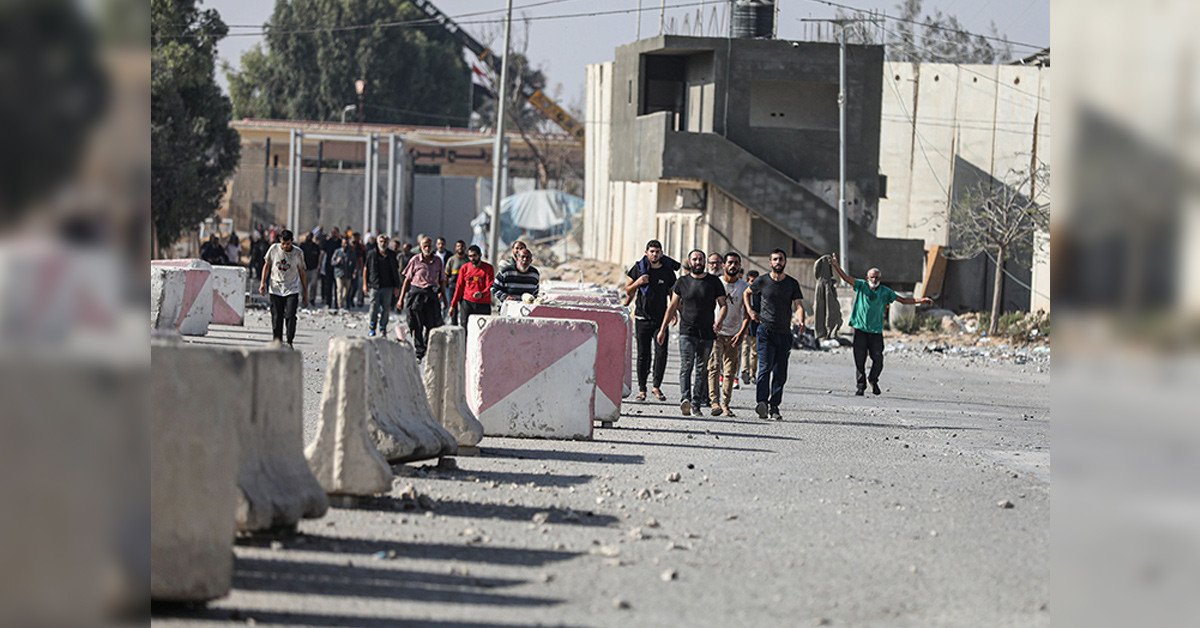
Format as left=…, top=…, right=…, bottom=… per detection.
left=341, top=104, right=356, bottom=124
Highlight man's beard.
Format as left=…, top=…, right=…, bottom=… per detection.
left=771, top=263, right=785, bottom=273
left=868, top=280, right=880, bottom=288
left=691, top=262, right=706, bottom=274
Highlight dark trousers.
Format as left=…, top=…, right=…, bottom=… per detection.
left=322, top=274, right=337, bottom=308
left=269, top=293, right=299, bottom=344
left=368, top=288, right=396, bottom=335
left=405, top=287, right=444, bottom=359
left=635, top=319, right=668, bottom=391
left=853, top=328, right=885, bottom=390
left=678, top=335, right=713, bottom=406
left=756, top=326, right=793, bottom=407
left=457, top=300, right=491, bottom=328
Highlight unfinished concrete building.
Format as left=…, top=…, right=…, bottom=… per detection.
left=584, top=35, right=925, bottom=287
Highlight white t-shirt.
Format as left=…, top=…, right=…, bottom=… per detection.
left=265, top=243, right=305, bottom=296
left=715, top=276, right=750, bottom=336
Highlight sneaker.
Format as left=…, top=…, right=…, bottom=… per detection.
left=692, top=406, right=704, bottom=417
left=680, top=399, right=692, bottom=416
left=711, top=406, right=723, bottom=416
left=855, top=388, right=865, bottom=396
left=769, top=405, right=782, bottom=420
left=755, top=402, right=768, bottom=419
left=732, top=379, right=740, bottom=390
left=871, top=382, right=882, bottom=395
left=368, top=330, right=376, bottom=337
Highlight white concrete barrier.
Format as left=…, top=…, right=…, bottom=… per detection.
left=466, top=316, right=597, bottom=439
left=542, top=291, right=621, bottom=306
left=150, top=259, right=213, bottom=336
left=507, top=303, right=630, bottom=426
left=305, top=338, right=393, bottom=497
left=541, top=280, right=605, bottom=292
left=151, top=342, right=239, bottom=601
left=365, top=339, right=458, bottom=462
left=423, top=326, right=484, bottom=448
left=236, top=348, right=329, bottom=531
left=210, top=266, right=248, bottom=325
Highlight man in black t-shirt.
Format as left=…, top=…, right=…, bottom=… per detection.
left=657, top=249, right=727, bottom=417
left=745, top=249, right=806, bottom=420
left=624, top=240, right=680, bottom=402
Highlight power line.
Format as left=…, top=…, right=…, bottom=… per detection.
left=162, top=0, right=719, bottom=40
left=804, top=0, right=1045, bottom=50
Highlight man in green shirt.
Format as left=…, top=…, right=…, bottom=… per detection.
left=830, top=254, right=932, bottom=396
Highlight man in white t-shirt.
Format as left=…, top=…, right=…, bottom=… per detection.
left=707, top=252, right=751, bottom=416
left=258, top=229, right=308, bottom=348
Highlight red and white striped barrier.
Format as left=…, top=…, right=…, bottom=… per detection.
left=504, top=302, right=631, bottom=426
left=209, top=266, right=247, bottom=325
left=151, top=260, right=212, bottom=336
left=465, top=316, right=598, bottom=439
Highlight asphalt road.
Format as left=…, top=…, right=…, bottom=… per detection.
left=157, top=306, right=1049, bottom=627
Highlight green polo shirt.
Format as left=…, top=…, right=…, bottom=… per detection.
left=850, top=279, right=898, bottom=334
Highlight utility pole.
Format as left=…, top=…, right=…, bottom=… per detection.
left=798, top=16, right=879, bottom=271
left=489, top=0, right=514, bottom=267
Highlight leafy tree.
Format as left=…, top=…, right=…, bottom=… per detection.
left=837, top=0, right=1012, bottom=64
left=944, top=163, right=1049, bottom=335
left=226, top=0, right=470, bottom=127
left=152, top=0, right=240, bottom=255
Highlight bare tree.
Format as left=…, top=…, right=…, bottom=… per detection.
left=943, top=163, right=1049, bottom=334
left=474, top=16, right=581, bottom=191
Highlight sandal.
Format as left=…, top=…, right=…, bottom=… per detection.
left=652, top=388, right=667, bottom=402
left=635, top=391, right=646, bottom=401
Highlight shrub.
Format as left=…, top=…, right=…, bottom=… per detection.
left=997, top=311, right=1025, bottom=334
left=893, top=314, right=926, bottom=334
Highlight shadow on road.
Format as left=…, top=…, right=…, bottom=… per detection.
left=153, top=606, right=573, bottom=628
left=237, top=534, right=581, bottom=567
left=481, top=446, right=643, bottom=465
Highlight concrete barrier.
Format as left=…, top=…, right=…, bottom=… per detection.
left=466, top=316, right=597, bottom=439
left=541, top=280, right=606, bottom=292
left=210, top=266, right=247, bottom=325
left=505, top=303, right=630, bottom=426
left=542, top=291, right=621, bottom=306
left=305, top=338, right=393, bottom=497
left=365, top=339, right=459, bottom=462
left=150, top=260, right=212, bottom=336
left=505, top=300, right=633, bottom=400
left=151, top=342, right=239, bottom=601
left=236, top=348, right=329, bottom=531
left=423, top=326, right=484, bottom=449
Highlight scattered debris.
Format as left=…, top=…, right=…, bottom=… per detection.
left=532, top=511, right=551, bottom=525
left=613, top=597, right=631, bottom=610
left=998, top=500, right=1015, bottom=509
left=661, top=569, right=678, bottom=582
left=666, top=472, right=682, bottom=483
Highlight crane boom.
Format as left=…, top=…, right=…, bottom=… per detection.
left=408, top=0, right=585, bottom=145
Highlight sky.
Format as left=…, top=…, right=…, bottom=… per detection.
left=208, top=0, right=1049, bottom=115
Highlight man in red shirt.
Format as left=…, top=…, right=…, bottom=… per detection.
left=448, top=244, right=495, bottom=328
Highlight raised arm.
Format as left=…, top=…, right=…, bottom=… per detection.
left=829, top=253, right=855, bottom=286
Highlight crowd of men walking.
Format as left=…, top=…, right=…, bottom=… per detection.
left=238, top=224, right=537, bottom=357
left=625, top=240, right=932, bottom=419
left=235, top=221, right=930, bottom=412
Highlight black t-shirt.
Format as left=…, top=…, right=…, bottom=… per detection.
left=751, top=274, right=804, bottom=332
left=672, top=273, right=726, bottom=340
left=320, top=237, right=340, bottom=271
left=299, top=240, right=321, bottom=270
left=626, top=261, right=678, bottom=322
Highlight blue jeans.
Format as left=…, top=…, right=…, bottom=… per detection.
left=678, top=335, right=714, bottom=406
left=756, top=326, right=793, bottom=407
left=368, top=287, right=396, bottom=334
